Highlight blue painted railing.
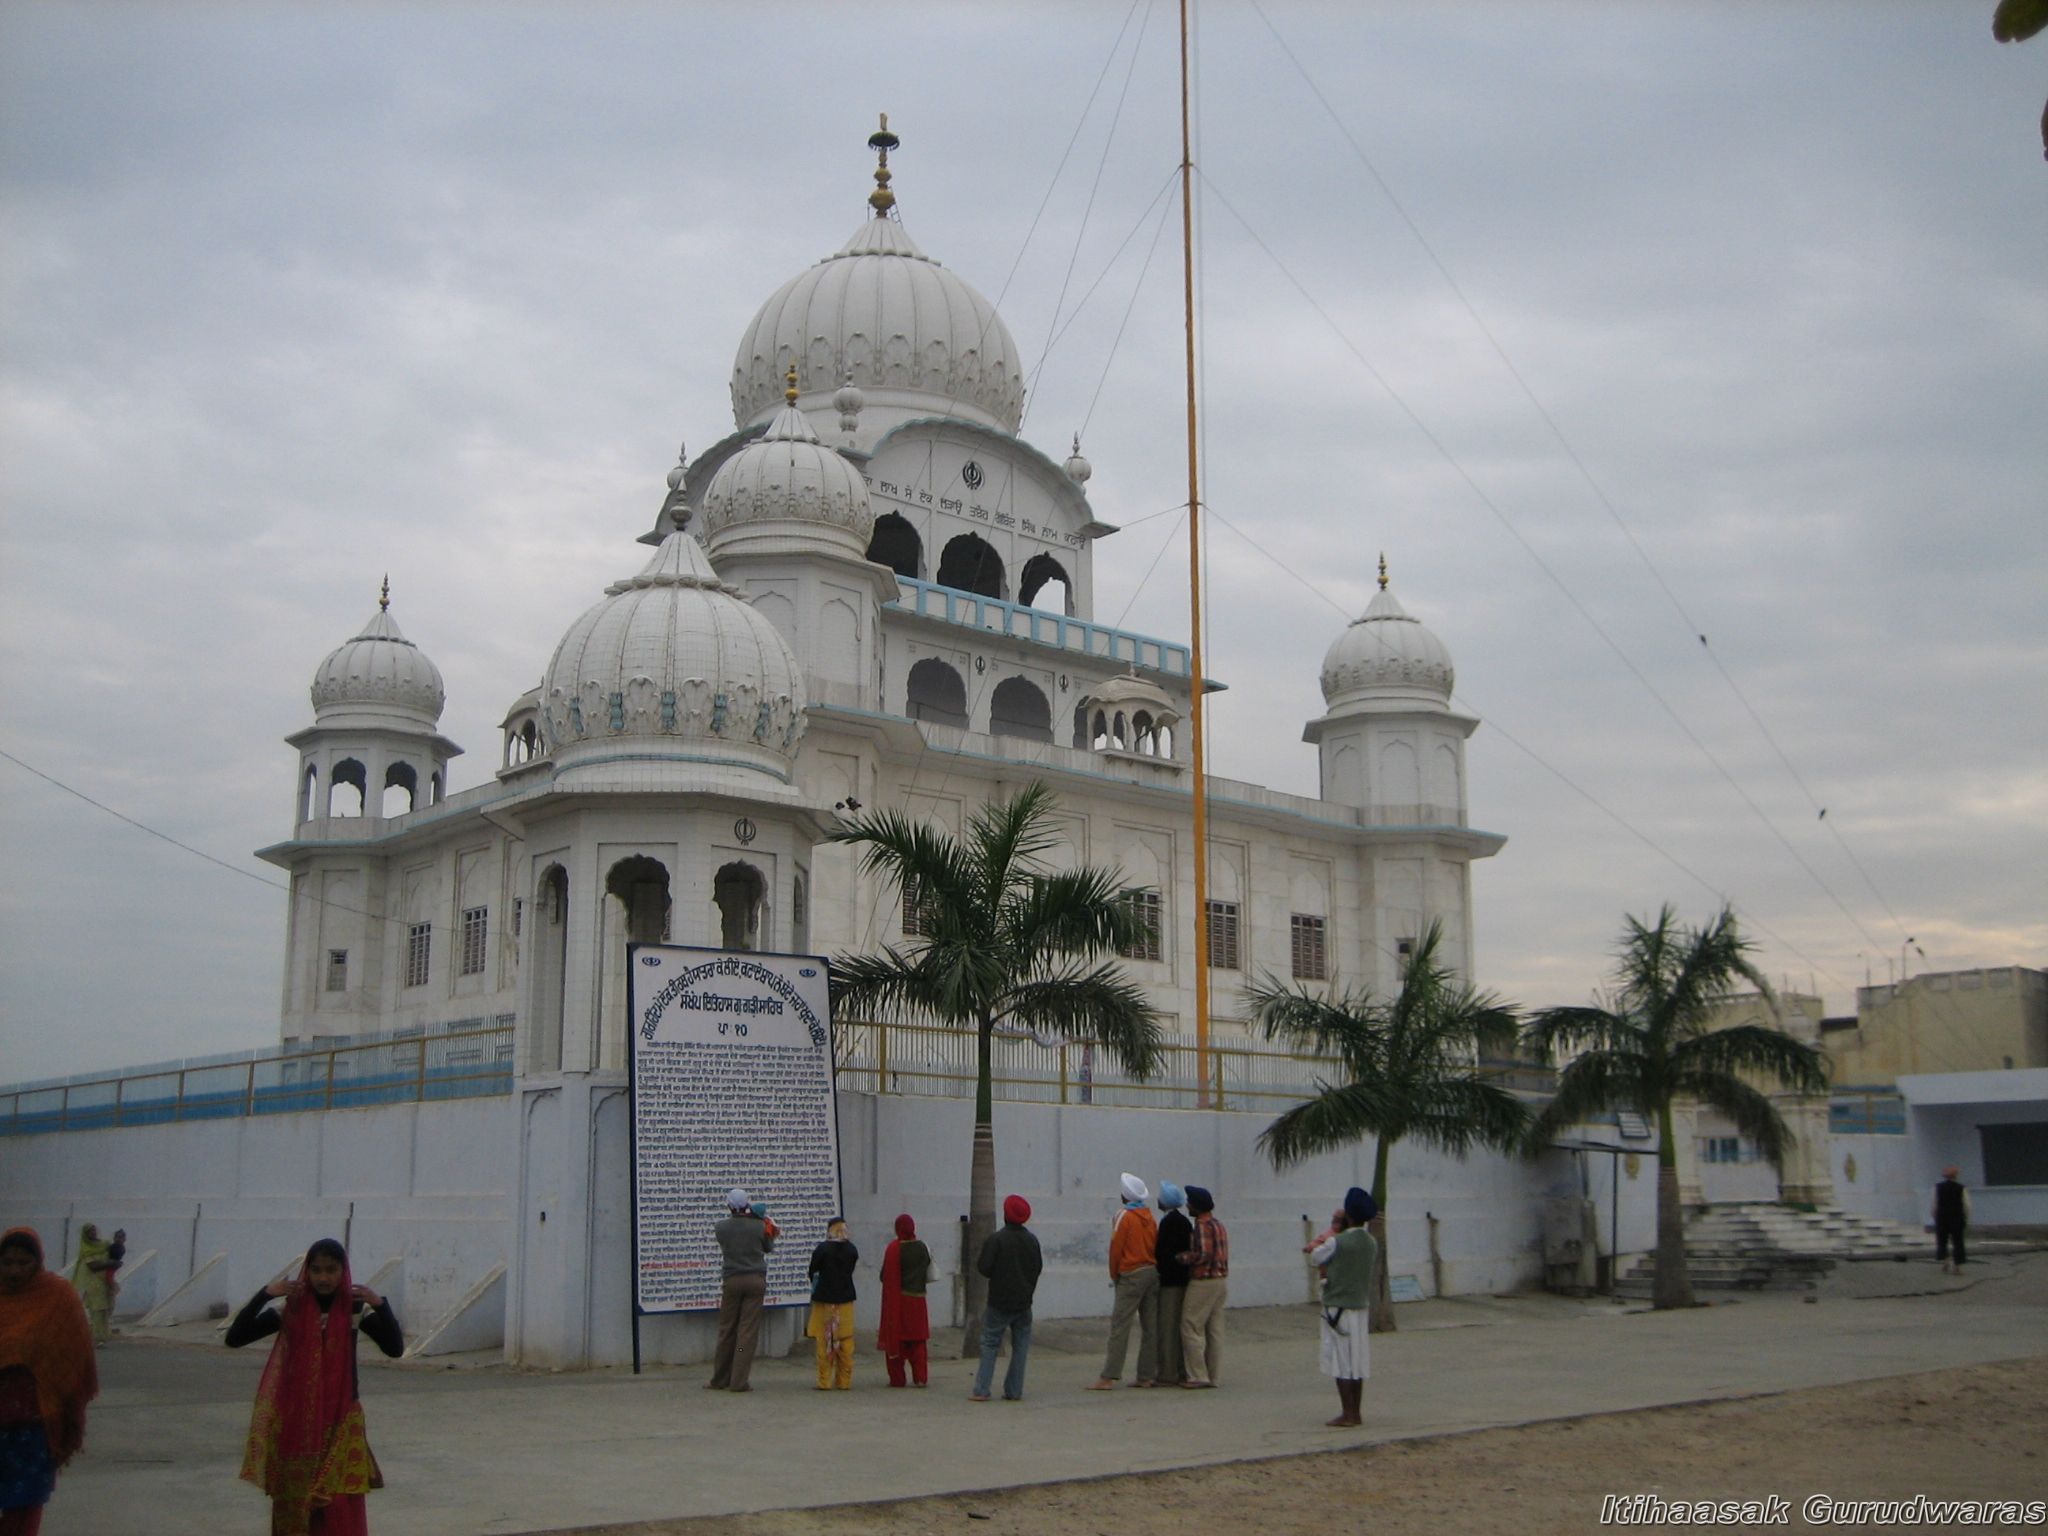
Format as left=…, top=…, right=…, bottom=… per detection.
left=889, top=577, right=1192, bottom=677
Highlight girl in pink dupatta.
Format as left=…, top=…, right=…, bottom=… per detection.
left=876, top=1214, right=932, bottom=1388
left=227, top=1239, right=402, bottom=1536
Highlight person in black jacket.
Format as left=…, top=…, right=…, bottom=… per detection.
left=225, top=1238, right=402, bottom=1532
left=1153, top=1181, right=1194, bottom=1386
left=971, top=1195, right=1043, bottom=1402
left=1932, top=1165, right=1972, bottom=1273
left=806, top=1218, right=860, bottom=1390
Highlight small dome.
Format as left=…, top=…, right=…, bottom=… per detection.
left=1319, top=579, right=1455, bottom=711
left=697, top=392, right=874, bottom=560
left=1080, top=672, right=1176, bottom=721
left=731, top=211, right=1025, bottom=438
left=310, top=586, right=446, bottom=729
left=540, top=528, right=806, bottom=780
left=1063, top=434, right=1092, bottom=486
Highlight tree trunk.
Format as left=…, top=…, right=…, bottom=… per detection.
left=1368, top=1136, right=1396, bottom=1334
left=960, top=1019, right=997, bottom=1356
left=1652, top=1101, right=1695, bottom=1310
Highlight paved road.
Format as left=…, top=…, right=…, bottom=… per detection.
left=47, top=1250, right=2048, bottom=1535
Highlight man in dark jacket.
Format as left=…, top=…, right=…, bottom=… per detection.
left=1932, top=1165, right=1972, bottom=1273
left=971, top=1194, right=1043, bottom=1401
left=707, top=1187, right=775, bottom=1391
left=1153, top=1181, right=1194, bottom=1385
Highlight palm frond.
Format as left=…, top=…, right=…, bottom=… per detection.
left=1001, top=962, right=1164, bottom=1076
left=1255, top=1079, right=1407, bottom=1170
left=1676, top=1072, right=1796, bottom=1167
left=1400, top=1076, right=1529, bottom=1158
left=1243, top=976, right=1380, bottom=1077
left=1675, top=1023, right=1829, bottom=1096
left=1524, top=1051, right=1653, bottom=1152
left=1523, top=1005, right=1642, bottom=1064
left=1002, top=865, right=1149, bottom=959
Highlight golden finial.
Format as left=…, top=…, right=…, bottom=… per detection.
left=784, top=362, right=800, bottom=405
left=867, top=112, right=900, bottom=216
left=1377, top=553, right=1388, bottom=591
left=379, top=574, right=391, bottom=610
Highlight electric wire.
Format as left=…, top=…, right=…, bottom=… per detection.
left=1246, top=0, right=1912, bottom=951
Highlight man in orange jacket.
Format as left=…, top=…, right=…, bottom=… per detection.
left=1090, top=1172, right=1160, bottom=1389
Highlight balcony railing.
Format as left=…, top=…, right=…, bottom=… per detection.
left=1, top=1024, right=515, bottom=1136
left=890, top=577, right=1192, bottom=678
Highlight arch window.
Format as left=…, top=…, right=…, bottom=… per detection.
left=713, top=862, right=767, bottom=952
left=382, top=762, right=418, bottom=818
left=937, top=533, right=1004, bottom=599
left=327, top=759, right=367, bottom=818
left=866, top=512, right=921, bottom=580
left=906, top=658, right=969, bottom=729
left=1018, top=553, right=1073, bottom=615
left=605, top=856, right=672, bottom=946
left=989, top=677, right=1052, bottom=743
left=300, top=762, right=319, bottom=823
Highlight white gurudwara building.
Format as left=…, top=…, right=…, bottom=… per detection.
left=259, top=127, right=1505, bottom=1075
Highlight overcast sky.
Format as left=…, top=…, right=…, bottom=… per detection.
left=2, top=2, right=2042, bottom=1084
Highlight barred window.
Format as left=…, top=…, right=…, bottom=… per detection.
left=461, top=906, right=488, bottom=976
left=900, top=876, right=929, bottom=938
left=512, top=897, right=523, bottom=938
left=324, top=949, right=348, bottom=993
left=1205, top=900, right=1241, bottom=970
left=405, top=922, right=431, bottom=988
left=1290, top=914, right=1327, bottom=980
left=1118, top=889, right=1162, bottom=963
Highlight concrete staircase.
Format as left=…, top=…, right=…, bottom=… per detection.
left=1616, top=1203, right=1926, bottom=1297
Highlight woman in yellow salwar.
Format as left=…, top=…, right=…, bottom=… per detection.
left=226, top=1239, right=402, bottom=1535
left=806, top=1218, right=859, bottom=1390
left=65, top=1228, right=114, bottom=1348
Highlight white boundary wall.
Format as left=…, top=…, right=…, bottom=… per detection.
left=3, top=1084, right=1659, bottom=1368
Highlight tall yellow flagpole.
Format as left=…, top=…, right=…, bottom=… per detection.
left=1180, top=0, right=1211, bottom=1106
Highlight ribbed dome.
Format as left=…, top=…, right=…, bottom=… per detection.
left=1320, top=584, right=1455, bottom=711
left=540, top=529, right=806, bottom=779
left=698, top=398, right=875, bottom=560
left=730, top=212, right=1025, bottom=436
left=310, top=597, right=446, bottom=729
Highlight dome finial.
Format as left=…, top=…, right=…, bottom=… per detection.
left=867, top=112, right=900, bottom=216
left=784, top=361, right=800, bottom=405
left=1377, top=552, right=1389, bottom=591
left=380, top=573, right=391, bottom=610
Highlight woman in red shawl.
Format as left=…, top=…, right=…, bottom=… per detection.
left=0, top=1228, right=98, bottom=1536
left=226, top=1238, right=403, bottom=1536
left=876, top=1213, right=932, bottom=1388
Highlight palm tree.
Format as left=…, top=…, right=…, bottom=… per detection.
left=828, top=780, right=1164, bottom=1352
left=1521, top=904, right=1829, bottom=1310
left=1247, top=920, right=1525, bottom=1332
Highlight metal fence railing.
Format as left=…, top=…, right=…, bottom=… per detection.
left=1, top=1022, right=516, bottom=1137
left=831, top=1019, right=1555, bottom=1112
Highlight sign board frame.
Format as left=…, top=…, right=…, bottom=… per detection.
left=624, top=942, right=841, bottom=1370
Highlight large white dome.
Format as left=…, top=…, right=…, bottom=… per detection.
left=730, top=211, right=1025, bottom=438
left=1320, top=581, right=1455, bottom=711
left=540, top=528, right=806, bottom=780
left=310, top=591, right=446, bottom=730
left=699, top=390, right=875, bottom=561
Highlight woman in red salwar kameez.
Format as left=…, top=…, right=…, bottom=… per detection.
left=876, top=1213, right=932, bottom=1388
left=227, top=1238, right=402, bottom=1536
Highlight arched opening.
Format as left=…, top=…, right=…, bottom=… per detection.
left=382, top=762, right=418, bottom=818
left=1132, top=710, right=1155, bottom=755
left=937, top=533, right=1004, bottom=599
left=989, top=677, right=1053, bottom=743
left=601, top=856, right=672, bottom=1069
left=907, top=658, right=969, bottom=729
left=792, top=871, right=810, bottom=954
left=530, top=865, right=569, bottom=1073
left=1154, top=721, right=1174, bottom=758
left=430, top=771, right=443, bottom=805
left=1112, top=711, right=1129, bottom=750
left=605, top=856, right=672, bottom=945
left=714, top=862, right=767, bottom=951
left=327, top=759, right=366, bottom=817
left=1091, top=710, right=1110, bottom=750
left=1072, top=704, right=1090, bottom=749
left=1018, top=553, right=1073, bottom=615
left=299, top=762, right=319, bottom=823
left=866, top=512, right=921, bottom=580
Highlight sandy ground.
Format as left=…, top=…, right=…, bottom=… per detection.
left=578, top=1357, right=2048, bottom=1536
